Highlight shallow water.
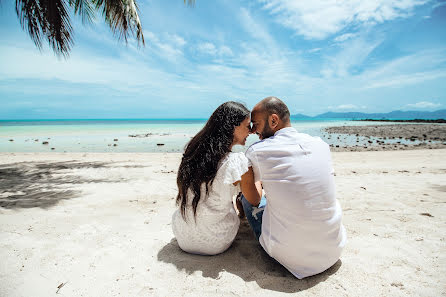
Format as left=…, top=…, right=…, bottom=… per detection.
left=0, top=119, right=416, bottom=153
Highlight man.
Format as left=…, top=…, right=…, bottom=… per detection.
left=240, top=96, right=347, bottom=279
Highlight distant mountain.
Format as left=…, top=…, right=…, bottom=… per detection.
left=290, top=113, right=312, bottom=119
left=291, top=109, right=446, bottom=120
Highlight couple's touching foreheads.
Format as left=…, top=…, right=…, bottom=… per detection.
left=172, top=97, right=347, bottom=279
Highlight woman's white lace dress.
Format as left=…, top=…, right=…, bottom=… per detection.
left=172, top=152, right=249, bottom=255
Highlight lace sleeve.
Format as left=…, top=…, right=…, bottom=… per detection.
left=222, top=152, right=249, bottom=185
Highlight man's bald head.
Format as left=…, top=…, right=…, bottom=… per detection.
left=253, top=96, right=290, bottom=124
left=251, top=96, right=291, bottom=140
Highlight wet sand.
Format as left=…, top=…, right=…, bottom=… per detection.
left=325, top=124, right=446, bottom=151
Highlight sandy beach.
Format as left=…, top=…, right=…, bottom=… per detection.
left=0, top=149, right=445, bottom=296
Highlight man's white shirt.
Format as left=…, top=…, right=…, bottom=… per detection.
left=246, top=127, right=347, bottom=279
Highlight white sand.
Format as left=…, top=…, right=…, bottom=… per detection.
left=0, top=150, right=445, bottom=296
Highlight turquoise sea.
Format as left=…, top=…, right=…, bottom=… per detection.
left=0, top=119, right=408, bottom=153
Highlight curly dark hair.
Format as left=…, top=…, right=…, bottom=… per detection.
left=176, top=101, right=250, bottom=220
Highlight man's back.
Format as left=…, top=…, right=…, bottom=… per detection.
left=246, top=127, right=347, bottom=279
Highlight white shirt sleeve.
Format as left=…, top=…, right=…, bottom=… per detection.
left=245, top=146, right=261, bottom=183
left=222, top=153, right=249, bottom=184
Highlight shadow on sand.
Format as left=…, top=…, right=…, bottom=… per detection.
left=0, top=161, right=137, bottom=209
left=157, top=220, right=341, bottom=293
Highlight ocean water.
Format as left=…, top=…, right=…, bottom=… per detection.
left=0, top=119, right=404, bottom=153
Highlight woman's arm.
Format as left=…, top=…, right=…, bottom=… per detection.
left=240, top=167, right=262, bottom=206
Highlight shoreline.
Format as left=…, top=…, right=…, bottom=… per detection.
left=356, top=119, right=446, bottom=123
left=2, top=123, right=446, bottom=153
left=325, top=123, right=446, bottom=152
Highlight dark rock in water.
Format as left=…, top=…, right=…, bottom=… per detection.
left=114, top=139, right=118, bottom=141
left=113, top=143, right=118, bottom=147
left=35, top=139, right=39, bottom=142
left=358, top=118, right=446, bottom=123
left=42, top=141, right=49, bottom=145
left=51, top=148, right=55, bottom=150
left=157, top=143, right=165, bottom=146
left=9, top=139, right=13, bottom=142
left=129, top=133, right=153, bottom=138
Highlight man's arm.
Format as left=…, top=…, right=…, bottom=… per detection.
left=240, top=167, right=262, bottom=206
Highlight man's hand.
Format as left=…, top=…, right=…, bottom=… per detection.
left=240, top=167, right=262, bottom=206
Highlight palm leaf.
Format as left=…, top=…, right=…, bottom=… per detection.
left=94, top=0, right=145, bottom=45
left=13, top=0, right=195, bottom=57
left=69, top=0, right=94, bottom=24
left=16, top=0, right=73, bottom=57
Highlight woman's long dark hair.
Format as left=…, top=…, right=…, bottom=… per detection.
left=176, top=101, right=250, bottom=220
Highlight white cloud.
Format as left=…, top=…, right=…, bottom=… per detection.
left=433, top=1, right=446, bottom=9
left=239, top=7, right=278, bottom=54
left=197, top=42, right=217, bottom=55
left=308, top=48, right=322, bottom=53
left=321, top=35, right=382, bottom=77
left=364, top=70, right=446, bottom=89
left=197, top=42, right=234, bottom=57
left=0, top=44, right=181, bottom=92
left=259, top=0, right=428, bottom=39
left=405, top=101, right=442, bottom=109
left=359, top=48, right=446, bottom=88
left=334, top=33, right=357, bottom=43
left=144, top=31, right=185, bottom=61
left=219, top=46, right=234, bottom=56
left=165, top=33, right=186, bottom=47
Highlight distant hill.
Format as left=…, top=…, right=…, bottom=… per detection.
left=291, top=109, right=446, bottom=120
left=290, top=113, right=312, bottom=119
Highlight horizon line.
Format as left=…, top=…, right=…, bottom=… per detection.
left=1, top=109, right=445, bottom=121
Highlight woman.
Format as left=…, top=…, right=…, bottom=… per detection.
left=172, top=101, right=252, bottom=255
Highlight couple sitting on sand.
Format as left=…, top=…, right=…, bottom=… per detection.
left=172, top=97, right=347, bottom=279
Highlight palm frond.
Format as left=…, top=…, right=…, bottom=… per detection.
left=16, top=0, right=73, bottom=57
left=94, top=0, right=144, bottom=46
left=69, top=0, right=94, bottom=24
left=13, top=0, right=197, bottom=56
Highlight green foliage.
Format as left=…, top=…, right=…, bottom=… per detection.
left=12, top=0, right=143, bottom=58
left=11, top=0, right=195, bottom=58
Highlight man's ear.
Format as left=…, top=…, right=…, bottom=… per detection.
left=269, top=114, right=280, bottom=129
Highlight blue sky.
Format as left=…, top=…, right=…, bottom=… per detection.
left=1, top=0, right=446, bottom=119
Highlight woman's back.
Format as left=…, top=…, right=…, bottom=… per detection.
left=172, top=152, right=248, bottom=255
